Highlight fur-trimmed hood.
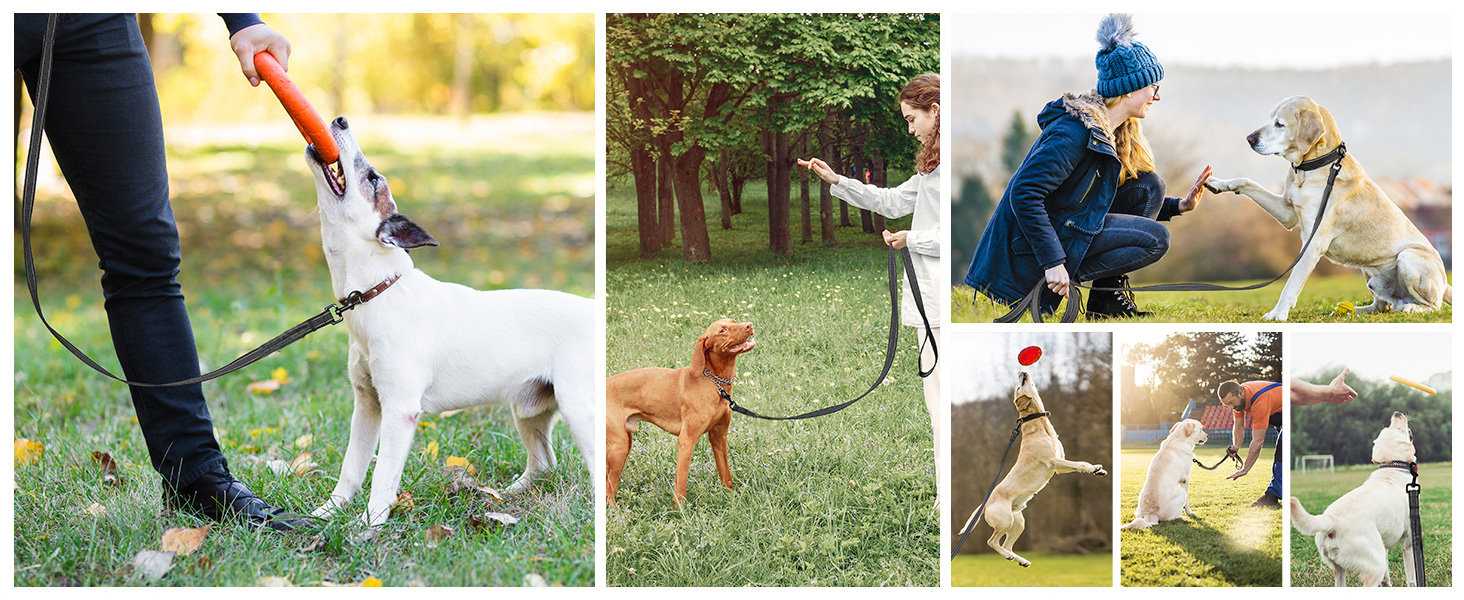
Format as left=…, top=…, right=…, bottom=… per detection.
left=1039, top=91, right=1115, bottom=151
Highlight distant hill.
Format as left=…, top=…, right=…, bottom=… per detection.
left=952, top=57, right=1451, bottom=186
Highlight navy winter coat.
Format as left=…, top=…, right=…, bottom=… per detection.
left=964, top=92, right=1122, bottom=312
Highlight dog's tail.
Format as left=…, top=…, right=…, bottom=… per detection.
left=1444, top=285, right=1453, bottom=306
left=1121, top=515, right=1154, bottom=530
left=1289, top=497, right=1332, bottom=536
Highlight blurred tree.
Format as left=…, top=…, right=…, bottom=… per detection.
left=1250, top=332, right=1283, bottom=383
left=1000, top=109, right=1034, bottom=177
left=1292, top=370, right=1452, bottom=465
left=952, top=173, right=995, bottom=283
left=1129, top=332, right=1251, bottom=421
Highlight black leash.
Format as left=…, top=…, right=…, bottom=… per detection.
left=1191, top=447, right=1241, bottom=471
left=719, top=244, right=937, bottom=421
left=20, top=13, right=381, bottom=388
left=1381, top=460, right=1428, bottom=586
left=951, top=411, right=1051, bottom=559
left=996, top=144, right=1347, bottom=323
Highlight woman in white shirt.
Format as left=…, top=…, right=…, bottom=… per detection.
left=798, top=73, right=942, bottom=511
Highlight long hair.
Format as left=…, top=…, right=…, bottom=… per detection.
left=1102, top=95, right=1156, bottom=184
left=900, top=73, right=940, bottom=174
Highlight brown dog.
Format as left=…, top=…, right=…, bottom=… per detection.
left=606, top=318, right=756, bottom=506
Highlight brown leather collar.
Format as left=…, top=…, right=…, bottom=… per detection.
left=339, top=274, right=401, bottom=308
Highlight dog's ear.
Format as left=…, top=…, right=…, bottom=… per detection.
left=689, top=335, right=709, bottom=372
left=1185, top=421, right=1199, bottom=437
left=1169, top=421, right=1182, bottom=435
left=376, top=214, right=439, bottom=249
left=1296, top=104, right=1327, bottom=152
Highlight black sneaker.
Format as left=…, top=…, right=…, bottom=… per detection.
left=1086, top=275, right=1151, bottom=319
left=163, top=463, right=312, bottom=531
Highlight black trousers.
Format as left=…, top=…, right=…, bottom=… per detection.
left=16, top=13, right=224, bottom=488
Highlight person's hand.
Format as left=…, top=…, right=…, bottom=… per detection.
left=882, top=230, right=908, bottom=250
left=230, top=24, right=292, bottom=87
left=1226, top=445, right=1238, bottom=457
left=1225, top=467, right=1250, bottom=480
left=1044, top=265, right=1070, bottom=298
left=1325, top=368, right=1358, bottom=405
left=796, top=158, right=840, bottom=185
left=1178, top=165, right=1213, bottom=213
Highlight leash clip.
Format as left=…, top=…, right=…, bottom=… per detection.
left=327, top=300, right=356, bottom=324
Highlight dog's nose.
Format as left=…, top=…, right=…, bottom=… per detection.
left=334, top=116, right=349, bottom=130
left=1393, top=411, right=1405, bottom=420
left=1245, top=131, right=1258, bottom=146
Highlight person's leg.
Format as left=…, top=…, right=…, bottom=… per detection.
left=18, top=14, right=304, bottom=529
left=1075, top=214, right=1170, bottom=318
left=1109, top=170, right=1166, bottom=220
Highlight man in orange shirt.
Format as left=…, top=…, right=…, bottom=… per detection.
left=1216, top=379, right=1283, bottom=507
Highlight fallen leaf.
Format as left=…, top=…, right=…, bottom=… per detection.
left=425, top=524, right=454, bottom=548
left=421, top=440, right=439, bottom=461
left=271, top=367, right=291, bottom=383
left=468, top=511, right=519, bottom=533
left=444, top=456, right=476, bottom=476
left=265, top=459, right=290, bottom=477
left=91, top=451, right=124, bottom=486
left=160, top=524, right=210, bottom=556
left=85, top=502, right=108, bottom=517
left=130, top=550, right=174, bottom=581
left=294, top=434, right=313, bottom=449
left=391, top=491, right=414, bottom=515
left=360, top=577, right=383, bottom=587
left=246, top=379, right=280, bottom=394
left=443, top=466, right=504, bottom=501
left=15, top=438, right=43, bottom=465
left=256, top=576, right=295, bottom=587
left=288, top=452, right=317, bottom=476
left=523, top=573, right=547, bottom=587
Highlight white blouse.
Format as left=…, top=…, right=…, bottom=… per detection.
left=830, top=164, right=941, bottom=328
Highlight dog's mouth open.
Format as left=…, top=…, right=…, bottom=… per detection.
left=725, top=323, right=756, bottom=354
left=309, top=144, right=347, bottom=197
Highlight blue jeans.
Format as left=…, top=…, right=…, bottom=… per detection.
left=1269, top=425, right=1283, bottom=499
left=1075, top=171, right=1170, bottom=281
left=16, top=14, right=225, bottom=488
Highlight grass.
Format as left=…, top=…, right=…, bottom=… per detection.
left=13, top=115, right=595, bottom=586
left=604, top=180, right=938, bottom=586
left=1119, top=448, right=1282, bottom=586
left=953, top=273, right=1453, bottom=323
left=952, top=553, right=1111, bottom=587
left=1290, top=462, right=1452, bottom=587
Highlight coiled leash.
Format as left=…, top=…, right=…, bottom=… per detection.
left=712, top=245, right=937, bottom=421
left=1380, top=459, right=1428, bottom=586
left=995, top=143, right=1347, bottom=323
left=1191, top=447, right=1241, bottom=471
left=950, top=411, right=1050, bottom=559
left=20, top=14, right=387, bottom=388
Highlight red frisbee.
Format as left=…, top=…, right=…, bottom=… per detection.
left=254, top=51, right=339, bottom=164
left=1018, top=346, right=1042, bottom=366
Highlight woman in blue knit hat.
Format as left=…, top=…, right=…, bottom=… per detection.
left=964, top=14, right=1212, bottom=319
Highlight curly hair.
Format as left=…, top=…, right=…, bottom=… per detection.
left=899, top=73, right=940, bottom=175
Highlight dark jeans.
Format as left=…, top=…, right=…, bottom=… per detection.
left=1075, top=171, right=1171, bottom=281
left=1268, top=411, right=1283, bottom=499
left=16, top=13, right=224, bottom=488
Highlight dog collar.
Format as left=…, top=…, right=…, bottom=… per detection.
left=1017, top=411, right=1051, bottom=425
left=703, top=368, right=735, bottom=404
left=1378, top=461, right=1417, bottom=474
left=1294, top=142, right=1347, bottom=173
left=338, top=274, right=402, bottom=309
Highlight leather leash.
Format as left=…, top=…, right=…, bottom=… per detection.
left=1380, top=460, right=1427, bottom=586
left=996, top=143, right=1347, bottom=323
left=950, top=411, right=1051, bottom=559
left=20, top=14, right=389, bottom=388
left=1191, top=447, right=1241, bottom=471
left=716, top=245, right=937, bottom=421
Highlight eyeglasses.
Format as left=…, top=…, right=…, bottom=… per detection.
left=1151, top=84, right=1161, bottom=96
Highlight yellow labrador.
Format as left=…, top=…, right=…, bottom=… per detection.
left=1122, top=419, right=1206, bottom=529
left=1291, top=412, right=1417, bottom=587
left=970, top=371, right=1106, bottom=567
left=1206, top=96, right=1452, bottom=321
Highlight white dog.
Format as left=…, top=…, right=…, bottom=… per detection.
left=304, top=117, right=595, bottom=527
left=1122, top=419, right=1206, bottom=529
left=1206, top=96, right=1451, bottom=321
left=1291, top=412, right=1418, bottom=587
left=970, top=371, right=1107, bottom=567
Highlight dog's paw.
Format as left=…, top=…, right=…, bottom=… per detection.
left=1204, top=176, right=1242, bottom=194
left=1018, top=558, right=1032, bottom=568
left=1261, top=308, right=1290, bottom=322
left=1092, top=466, right=1108, bottom=477
left=311, top=503, right=338, bottom=519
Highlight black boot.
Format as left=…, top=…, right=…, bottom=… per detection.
left=164, top=463, right=312, bottom=531
left=1085, top=274, right=1151, bottom=319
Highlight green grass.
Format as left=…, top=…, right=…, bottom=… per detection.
left=605, top=181, right=938, bottom=586
left=1119, top=448, right=1282, bottom=586
left=952, top=552, right=1111, bottom=587
left=953, top=273, right=1453, bottom=323
left=14, top=118, right=595, bottom=586
left=1290, top=462, right=1452, bottom=587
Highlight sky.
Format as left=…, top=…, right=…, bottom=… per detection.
left=1289, top=332, right=1452, bottom=383
left=948, top=13, right=1451, bottom=69
left=949, top=332, right=1111, bottom=403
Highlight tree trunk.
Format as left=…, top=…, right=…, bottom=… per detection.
left=869, top=151, right=887, bottom=234
left=712, top=150, right=734, bottom=229
left=448, top=14, right=475, bottom=118
left=798, top=133, right=812, bottom=242
left=731, top=172, right=745, bottom=214
left=764, top=127, right=793, bottom=255
left=625, top=71, right=660, bottom=255
left=673, top=147, right=712, bottom=261
left=818, top=121, right=838, bottom=245
left=656, top=137, right=676, bottom=247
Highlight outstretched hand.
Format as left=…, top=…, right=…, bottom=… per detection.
left=230, top=24, right=292, bottom=87
left=797, top=158, right=840, bottom=185
left=1326, top=368, right=1358, bottom=405
left=1178, top=165, right=1213, bottom=213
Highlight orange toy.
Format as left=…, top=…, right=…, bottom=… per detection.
left=253, top=51, right=339, bottom=164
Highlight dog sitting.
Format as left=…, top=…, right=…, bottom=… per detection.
left=1206, top=96, right=1451, bottom=321
left=304, top=117, right=595, bottom=527
left=969, top=371, right=1107, bottom=567
left=1122, top=419, right=1206, bottom=529
left=1291, top=412, right=1418, bottom=587
left=605, top=318, right=756, bottom=507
